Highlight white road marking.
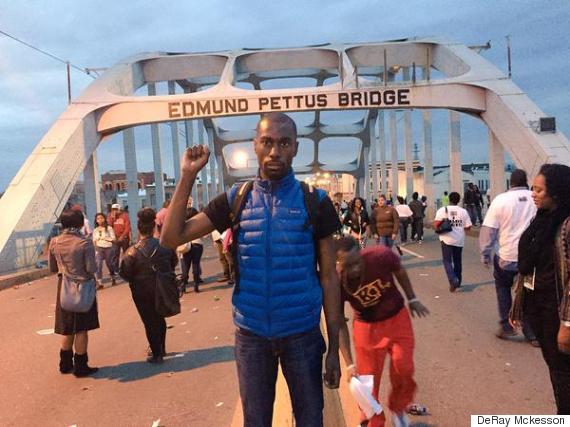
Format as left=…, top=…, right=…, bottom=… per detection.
left=399, top=246, right=425, bottom=259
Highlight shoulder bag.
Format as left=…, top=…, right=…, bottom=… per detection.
left=435, top=207, right=453, bottom=234
left=55, top=237, right=96, bottom=313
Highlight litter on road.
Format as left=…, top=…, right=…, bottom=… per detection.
left=36, top=328, right=54, bottom=335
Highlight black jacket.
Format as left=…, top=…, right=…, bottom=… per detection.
left=120, top=237, right=178, bottom=299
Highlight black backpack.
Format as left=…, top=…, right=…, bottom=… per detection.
left=228, top=180, right=321, bottom=293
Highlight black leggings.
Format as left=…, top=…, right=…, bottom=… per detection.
left=525, top=288, right=570, bottom=414
left=133, top=293, right=166, bottom=357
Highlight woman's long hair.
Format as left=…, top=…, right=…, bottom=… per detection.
left=539, top=163, right=570, bottom=229
left=349, top=197, right=367, bottom=213
left=94, top=212, right=108, bottom=229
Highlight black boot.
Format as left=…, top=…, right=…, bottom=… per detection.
left=73, top=353, right=99, bottom=377
left=59, top=349, right=74, bottom=374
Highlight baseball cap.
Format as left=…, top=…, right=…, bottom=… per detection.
left=111, top=203, right=121, bottom=210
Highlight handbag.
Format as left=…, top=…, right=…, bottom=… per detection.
left=136, top=244, right=180, bottom=318
left=55, top=237, right=96, bottom=313
left=435, top=207, right=453, bottom=234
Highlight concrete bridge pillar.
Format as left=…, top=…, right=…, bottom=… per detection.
left=378, top=111, right=387, bottom=197
left=363, top=145, right=371, bottom=203
left=369, top=115, right=379, bottom=203
left=422, top=110, right=435, bottom=218
left=83, top=152, right=101, bottom=222
left=390, top=110, right=399, bottom=200
left=147, top=83, right=165, bottom=209
left=403, top=67, right=414, bottom=199
left=489, top=130, right=506, bottom=200
left=123, top=127, right=139, bottom=240
left=168, top=81, right=181, bottom=184
left=448, top=111, right=462, bottom=194
left=196, top=119, right=209, bottom=207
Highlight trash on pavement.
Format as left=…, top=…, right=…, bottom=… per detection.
left=349, top=375, right=383, bottom=420
left=191, top=308, right=199, bottom=313
left=36, top=328, right=54, bottom=335
left=151, top=419, right=161, bottom=427
left=216, top=402, right=224, bottom=407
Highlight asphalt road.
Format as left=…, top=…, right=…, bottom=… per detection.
left=0, top=231, right=554, bottom=426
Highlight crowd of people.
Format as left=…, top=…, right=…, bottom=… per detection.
left=46, top=112, right=570, bottom=424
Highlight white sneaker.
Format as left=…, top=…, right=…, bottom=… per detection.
left=392, top=413, right=410, bottom=427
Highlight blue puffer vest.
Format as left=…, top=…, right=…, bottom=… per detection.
left=228, top=171, right=325, bottom=338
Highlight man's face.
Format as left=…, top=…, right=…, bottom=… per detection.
left=254, top=117, right=298, bottom=181
left=336, top=248, right=363, bottom=286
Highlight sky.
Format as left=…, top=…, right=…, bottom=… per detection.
left=1, top=0, right=569, bottom=192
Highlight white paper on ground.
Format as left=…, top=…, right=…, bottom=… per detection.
left=349, top=375, right=383, bottom=419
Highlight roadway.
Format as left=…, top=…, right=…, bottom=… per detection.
left=0, top=230, right=554, bottom=426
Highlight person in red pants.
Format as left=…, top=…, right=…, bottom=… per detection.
left=336, top=236, right=429, bottom=427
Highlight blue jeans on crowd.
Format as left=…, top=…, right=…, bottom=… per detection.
left=493, top=255, right=535, bottom=339
left=378, top=235, right=394, bottom=248
left=441, top=241, right=462, bottom=289
left=235, top=326, right=326, bottom=427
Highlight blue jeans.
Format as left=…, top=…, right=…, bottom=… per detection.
left=378, top=235, right=394, bottom=248
left=493, top=256, right=535, bottom=338
left=465, top=204, right=477, bottom=225
left=441, top=242, right=462, bottom=288
left=235, top=327, right=326, bottom=427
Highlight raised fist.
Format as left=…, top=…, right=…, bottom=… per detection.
left=181, top=145, right=210, bottom=175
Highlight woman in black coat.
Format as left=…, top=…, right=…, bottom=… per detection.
left=343, top=197, right=370, bottom=245
left=120, top=208, right=178, bottom=363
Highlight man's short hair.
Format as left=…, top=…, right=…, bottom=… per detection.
left=449, top=192, right=461, bottom=204
left=60, top=209, right=84, bottom=229
left=510, top=169, right=528, bottom=188
left=335, top=236, right=358, bottom=253
left=256, top=113, right=297, bottom=138
left=412, top=192, right=419, bottom=200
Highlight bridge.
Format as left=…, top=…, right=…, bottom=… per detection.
left=1, top=36, right=569, bottom=273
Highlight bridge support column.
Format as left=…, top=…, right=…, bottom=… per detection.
left=123, top=127, right=139, bottom=240
left=206, top=127, right=218, bottom=197
left=390, top=110, right=399, bottom=200
left=422, top=110, right=435, bottom=218
left=83, top=152, right=101, bottom=222
left=489, top=130, right=506, bottom=200
left=216, top=155, right=225, bottom=192
left=356, top=176, right=365, bottom=198
left=403, top=68, right=414, bottom=199
left=168, top=81, right=181, bottom=184
left=148, top=83, right=165, bottom=209
left=378, top=111, right=387, bottom=197
left=184, top=118, right=199, bottom=206
left=196, top=120, right=209, bottom=207
left=448, top=111, right=462, bottom=193
left=370, top=115, right=379, bottom=203
left=363, top=145, right=371, bottom=202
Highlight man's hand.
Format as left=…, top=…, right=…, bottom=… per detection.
left=391, top=233, right=397, bottom=241
left=409, top=300, right=430, bottom=318
left=181, top=145, right=210, bottom=175
left=481, top=256, right=491, bottom=269
left=558, top=323, right=570, bottom=354
left=323, top=350, right=341, bottom=389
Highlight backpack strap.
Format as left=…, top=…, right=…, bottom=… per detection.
left=299, top=181, right=320, bottom=237
left=228, top=181, right=254, bottom=294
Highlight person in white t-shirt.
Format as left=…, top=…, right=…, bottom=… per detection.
left=433, top=192, right=472, bottom=292
left=479, top=169, right=538, bottom=344
left=395, top=196, right=413, bottom=244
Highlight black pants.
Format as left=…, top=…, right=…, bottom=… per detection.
left=525, top=288, right=570, bottom=414
left=411, top=217, right=423, bottom=240
left=132, top=293, right=166, bottom=358
left=181, top=243, right=204, bottom=285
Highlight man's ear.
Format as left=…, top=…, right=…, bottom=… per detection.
left=293, top=139, right=299, bottom=156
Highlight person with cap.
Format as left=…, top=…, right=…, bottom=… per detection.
left=108, top=203, right=131, bottom=272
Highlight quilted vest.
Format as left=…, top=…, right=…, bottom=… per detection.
left=228, top=171, right=325, bottom=338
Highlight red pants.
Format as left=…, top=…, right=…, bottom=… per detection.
left=353, top=307, right=417, bottom=427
